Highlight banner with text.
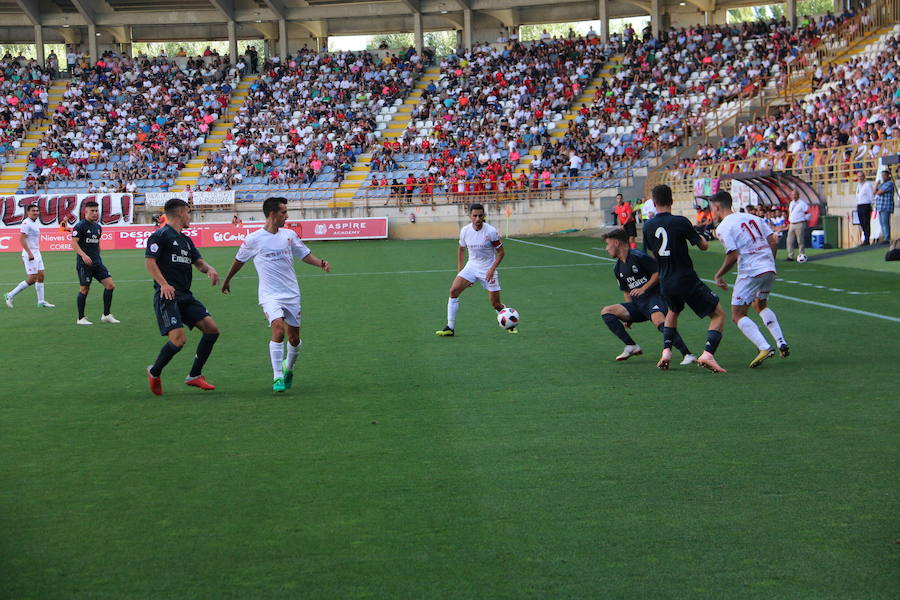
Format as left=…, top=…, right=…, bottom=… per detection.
left=0, top=194, right=134, bottom=228
left=144, top=191, right=236, bottom=207
left=0, top=217, right=388, bottom=253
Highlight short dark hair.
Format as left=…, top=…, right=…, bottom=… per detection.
left=710, top=191, right=733, bottom=209
left=83, top=200, right=99, bottom=208
left=26, top=203, right=39, bottom=212
left=601, top=227, right=629, bottom=243
left=164, top=198, right=189, bottom=215
left=469, top=203, right=485, bottom=214
left=263, top=197, right=288, bottom=217
left=651, top=184, right=673, bottom=207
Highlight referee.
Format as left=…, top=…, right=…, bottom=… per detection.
left=614, top=193, right=637, bottom=249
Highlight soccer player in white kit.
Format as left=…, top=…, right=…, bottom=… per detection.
left=221, top=198, right=330, bottom=392
left=436, top=203, right=514, bottom=336
left=710, top=191, right=789, bottom=368
left=5, top=203, right=55, bottom=308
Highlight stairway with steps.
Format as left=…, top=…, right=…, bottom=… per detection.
left=517, top=56, right=622, bottom=175
left=333, top=65, right=441, bottom=202
left=0, top=79, right=68, bottom=195
left=173, top=77, right=255, bottom=190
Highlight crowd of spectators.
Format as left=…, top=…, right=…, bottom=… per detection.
left=0, top=56, right=52, bottom=162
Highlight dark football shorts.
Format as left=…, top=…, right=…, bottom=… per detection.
left=623, top=220, right=637, bottom=238
left=76, top=261, right=111, bottom=286
left=622, top=293, right=668, bottom=323
left=153, top=291, right=210, bottom=335
left=663, top=277, right=720, bottom=318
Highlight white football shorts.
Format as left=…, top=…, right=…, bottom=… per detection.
left=732, top=271, right=776, bottom=306
left=458, top=262, right=501, bottom=292
left=261, top=298, right=301, bottom=327
left=22, top=252, right=44, bottom=275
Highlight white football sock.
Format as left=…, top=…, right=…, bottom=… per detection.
left=269, top=341, right=284, bottom=379
left=447, top=297, right=459, bottom=329
left=35, top=283, right=45, bottom=303
left=758, top=308, right=786, bottom=346
left=286, top=339, right=302, bottom=370
left=8, top=281, right=28, bottom=298
left=737, top=316, right=770, bottom=351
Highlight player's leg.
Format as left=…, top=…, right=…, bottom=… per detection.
left=77, top=283, right=91, bottom=324
left=98, top=271, right=118, bottom=322
left=753, top=278, right=788, bottom=357
left=683, top=282, right=727, bottom=373
left=657, top=298, right=683, bottom=370
left=437, top=275, right=472, bottom=336
left=35, top=268, right=52, bottom=307
left=269, top=316, right=287, bottom=391
left=148, top=298, right=187, bottom=396
left=650, top=310, right=694, bottom=363
left=186, top=315, right=220, bottom=389
left=486, top=272, right=514, bottom=333
left=601, top=303, right=642, bottom=360
left=283, top=324, right=302, bottom=390
left=6, top=259, right=39, bottom=307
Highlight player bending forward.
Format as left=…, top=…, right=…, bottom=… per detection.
left=710, top=191, right=789, bottom=367
left=600, top=227, right=696, bottom=364
left=72, top=200, right=119, bottom=325
left=436, top=203, right=515, bottom=336
left=5, top=204, right=55, bottom=308
left=145, top=199, right=221, bottom=395
left=222, top=198, right=330, bottom=392
left=644, top=184, right=728, bottom=373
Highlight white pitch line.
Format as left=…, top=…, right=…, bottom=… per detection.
left=510, top=238, right=900, bottom=324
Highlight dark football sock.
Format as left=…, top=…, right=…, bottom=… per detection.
left=102, top=288, right=114, bottom=315
left=189, top=332, right=219, bottom=378
left=662, top=326, right=676, bottom=350
left=150, top=341, right=182, bottom=377
left=602, top=313, right=635, bottom=345
left=77, top=292, right=87, bottom=319
left=658, top=323, right=691, bottom=356
left=705, top=330, right=723, bottom=354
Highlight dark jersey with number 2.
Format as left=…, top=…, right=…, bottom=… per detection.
left=145, top=225, right=201, bottom=293
left=642, top=212, right=703, bottom=291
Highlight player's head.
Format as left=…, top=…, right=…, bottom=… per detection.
left=164, top=198, right=190, bottom=226
left=601, top=227, right=629, bottom=257
left=709, top=191, right=733, bottom=218
left=25, top=204, right=39, bottom=219
left=263, top=197, right=289, bottom=226
left=469, top=203, right=485, bottom=226
left=651, top=184, right=673, bottom=208
left=83, top=200, right=99, bottom=222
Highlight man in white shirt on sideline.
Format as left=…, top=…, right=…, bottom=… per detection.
left=436, top=203, right=515, bottom=336
left=786, top=190, right=810, bottom=261
left=711, top=191, right=789, bottom=368
left=855, top=170, right=874, bottom=246
left=221, top=197, right=331, bottom=392
left=5, top=204, right=55, bottom=308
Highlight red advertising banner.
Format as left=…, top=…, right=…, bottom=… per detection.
left=0, top=217, right=388, bottom=253
left=0, top=194, right=134, bottom=227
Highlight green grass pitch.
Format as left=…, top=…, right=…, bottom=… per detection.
left=1, top=234, right=897, bottom=598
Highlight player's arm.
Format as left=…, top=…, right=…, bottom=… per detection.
left=630, top=271, right=659, bottom=297
left=193, top=258, right=219, bottom=286
left=145, top=258, right=176, bottom=300
left=457, top=245, right=466, bottom=272
left=301, top=253, right=330, bottom=272
left=683, top=217, right=708, bottom=250
left=20, top=232, right=33, bottom=260
left=714, top=250, right=739, bottom=289
left=767, top=233, right=778, bottom=259
left=221, top=259, right=245, bottom=294
left=485, top=242, right=504, bottom=283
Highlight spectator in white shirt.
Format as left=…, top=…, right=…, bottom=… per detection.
left=855, top=171, right=874, bottom=245
left=786, top=190, right=810, bottom=260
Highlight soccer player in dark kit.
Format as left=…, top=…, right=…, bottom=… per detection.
left=643, top=184, right=727, bottom=373
left=145, top=198, right=221, bottom=395
left=71, top=200, right=119, bottom=325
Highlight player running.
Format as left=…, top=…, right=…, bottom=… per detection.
left=221, top=197, right=331, bottom=393
left=436, top=203, right=514, bottom=336
left=710, top=191, right=789, bottom=368
left=643, top=184, right=727, bottom=373
left=5, top=203, right=55, bottom=308
left=145, top=198, right=221, bottom=395
left=600, top=227, right=696, bottom=364
left=71, top=200, right=119, bottom=325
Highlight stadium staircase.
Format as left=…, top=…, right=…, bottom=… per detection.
left=173, top=76, right=254, bottom=190
left=334, top=65, right=441, bottom=203
left=517, top=55, right=622, bottom=174
left=0, top=79, right=67, bottom=195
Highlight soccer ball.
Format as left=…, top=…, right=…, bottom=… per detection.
left=796, top=254, right=808, bottom=263
left=497, top=307, right=520, bottom=329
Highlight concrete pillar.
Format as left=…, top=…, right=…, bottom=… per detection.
left=463, top=9, right=473, bottom=51
left=650, top=0, right=660, bottom=37
left=278, top=18, right=288, bottom=59
left=787, top=0, right=798, bottom=27
left=413, top=12, right=424, bottom=54
left=34, top=25, right=45, bottom=65
left=227, top=20, right=238, bottom=63
left=704, top=10, right=711, bottom=25
left=598, top=0, right=609, bottom=44
left=316, top=37, right=327, bottom=52
left=87, top=24, right=98, bottom=61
